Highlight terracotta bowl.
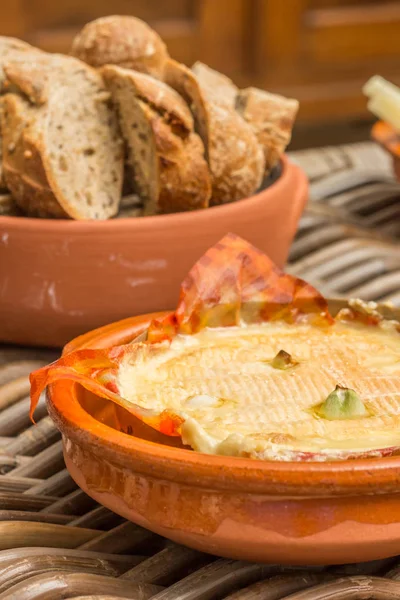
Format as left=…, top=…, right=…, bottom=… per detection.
left=0, top=156, right=308, bottom=348
left=48, top=299, right=400, bottom=566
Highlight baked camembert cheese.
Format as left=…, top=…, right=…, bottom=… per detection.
left=116, top=308, right=400, bottom=461
left=30, top=235, right=400, bottom=462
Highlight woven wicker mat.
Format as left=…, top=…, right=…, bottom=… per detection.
left=1, top=141, right=400, bottom=599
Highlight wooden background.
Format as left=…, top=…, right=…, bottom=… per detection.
left=1, top=0, right=400, bottom=148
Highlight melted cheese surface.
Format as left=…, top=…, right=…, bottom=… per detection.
left=117, top=320, right=400, bottom=461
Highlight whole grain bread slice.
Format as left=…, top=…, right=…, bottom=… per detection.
left=0, top=36, right=44, bottom=190
left=164, top=59, right=264, bottom=204
left=2, top=54, right=124, bottom=219
left=102, top=65, right=211, bottom=214
left=237, top=87, right=299, bottom=172
left=1, top=94, right=66, bottom=217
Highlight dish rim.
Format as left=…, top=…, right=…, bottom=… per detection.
left=47, top=302, right=400, bottom=497
left=371, top=120, right=400, bottom=158
left=0, top=156, right=289, bottom=231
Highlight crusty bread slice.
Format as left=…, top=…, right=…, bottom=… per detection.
left=71, top=15, right=169, bottom=79
left=237, top=87, right=299, bottom=171
left=205, top=101, right=265, bottom=204
left=0, top=37, right=44, bottom=190
left=191, top=61, right=238, bottom=107
left=3, top=57, right=51, bottom=105
left=1, top=94, right=65, bottom=217
left=2, top=55, right=124, bottom=219
left=164, top=59, right=210, bottom=158
left=164, top=59, right=264, bottom=204
left=102, top=65, right=211, bottom=214
left=116, top=64, right=194, bottom=136
left=0, top=36, right=42, bottom=93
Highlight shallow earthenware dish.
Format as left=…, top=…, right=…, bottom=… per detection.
left=372, top=121, right=400, bottom=181
left=48, top=299, right=400, bottom=566
left=0, top=155, right=308, bottom=348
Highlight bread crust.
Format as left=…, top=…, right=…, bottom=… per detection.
left=120, top=68, right=194, bottom=136
left=150, top=111, right=211, bottom=213
left=237, top=87, right=299, bottom=171
left=2, top=94, right=69, bottom=217
left=71, top=15, right=169, bottom=78
left=206, top=101, right=264, bottom=205
left=3, top=59, right=50, bottom=105
left=164, top=59, right=210, bottom=158
left=165, top=59, right=264, bottom=204
left=102, top=65, right=211, bottom=214
left=191, top=61, right=238, bottom=107
left=0, top=36, right=42, bottom=93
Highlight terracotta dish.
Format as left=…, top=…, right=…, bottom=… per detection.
left=372, top=120, right=400, bottom=181
left=0, top=156, right=307, bottom=348
left=30, top=235, right=400, bottom=565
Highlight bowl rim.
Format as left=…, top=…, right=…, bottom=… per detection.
left=371, top=120, right=400, bottom=159
left=47, top=303, right=400, bottom=497
left=1, top=155, right=290, bottom=231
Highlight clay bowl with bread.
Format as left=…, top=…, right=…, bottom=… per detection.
left=30, top=236, right=400, bottom=565
left=0, top=15, right=306, bottom=347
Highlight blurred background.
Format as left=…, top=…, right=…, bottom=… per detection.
left=2, top=0, right=400, bottom=150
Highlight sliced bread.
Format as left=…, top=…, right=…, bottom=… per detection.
left=0, top=36, right=42, bottom=93
left=237, top=87, right=299, bottom=171
left=71, top=15, right=169, bottom=79
left=205, top=101, right=265, bottom=204
left=115, top=64, right=194, bottom=136
left=164, top=58, right=210, bottom=158
left=2, top=55, right=124, bottom=219
left=191, top=61, right=238, bottom=107
left=164, top=59, right=264, bottom=204
left=102, top=65, right=211, bottom=214
left=0, top=36, right=43, bottom=190
left=1, top=94, right=66, bottom=217
left=3, top=57, right=51, bottom=105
